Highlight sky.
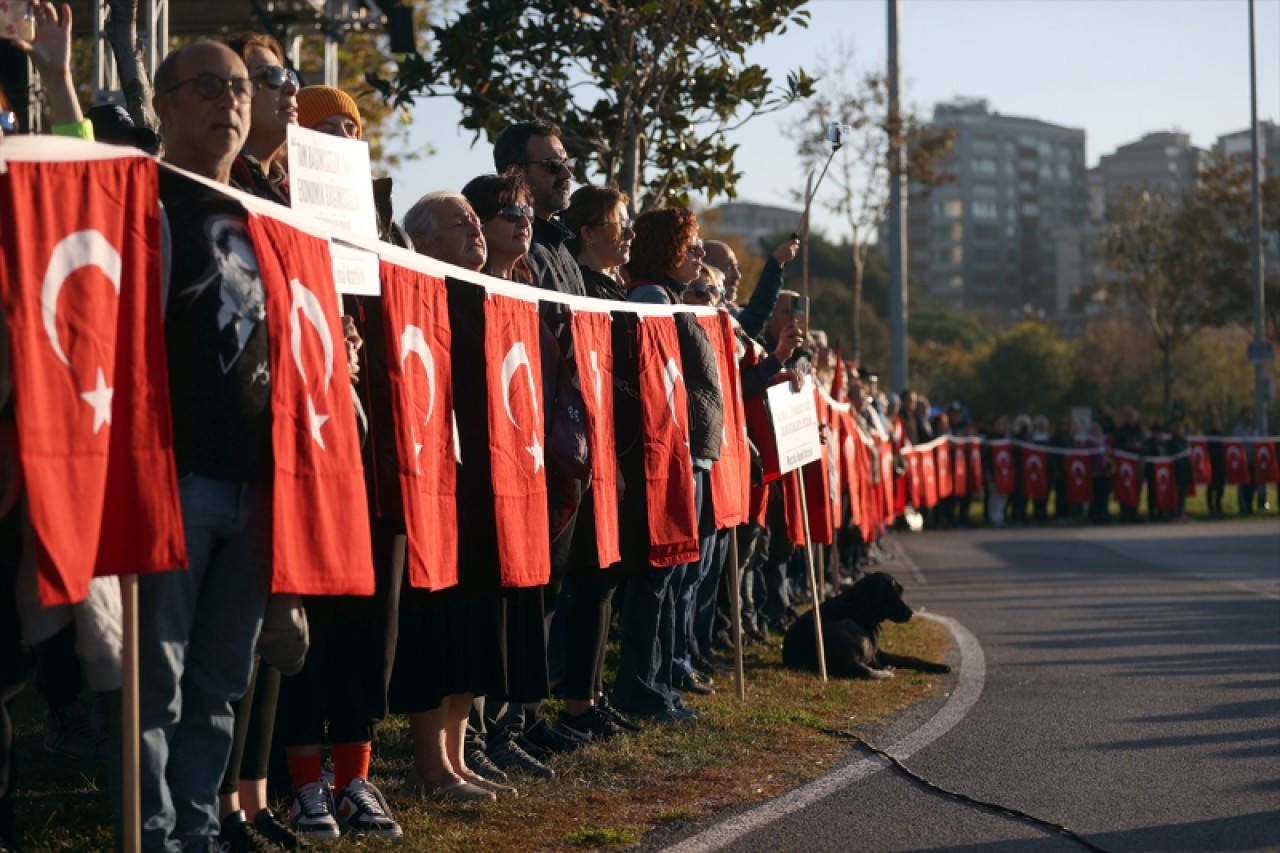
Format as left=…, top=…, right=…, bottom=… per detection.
left=384, top=0, right=1280, bottom=243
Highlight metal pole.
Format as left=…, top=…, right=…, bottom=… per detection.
left=1248, top=0, right=1268, bottom=441
left=887, top=0, right=909, bottom=392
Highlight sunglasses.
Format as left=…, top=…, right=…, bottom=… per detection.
left=597, top=218, right=634, bottom=233
left=164, top=73, right=254, bottom=101
left=252, top=66, right=300, bottom=90
left=488, top=204, right=534, bottom=223
left=687, top=239, right=706, bottom=256
left=687, top=284, right=723, bottom=299
left=524, top=156, right=576, bottom=174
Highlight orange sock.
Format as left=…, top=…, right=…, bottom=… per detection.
left=287, top=752, right=324, bottom=792
left=332, top=742, right=371, bottom=793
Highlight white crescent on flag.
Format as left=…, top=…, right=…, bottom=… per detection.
left=399, top=324, right=436, bottom=427
left=289, top=278, right=336, bottom=450
left=663, top=357, right=683, bottom=427
left=1027, top=454, right=1043, bottom=482
left=41, top=229, right=122, bottom=434
left=1070, top=459, right=1087, bottom=486
left=501, top=341, right=543, bottom=472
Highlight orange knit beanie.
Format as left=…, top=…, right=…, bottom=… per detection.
left=296, top=86, right=363, bottom=139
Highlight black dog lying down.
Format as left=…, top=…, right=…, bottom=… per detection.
left=782, top=572, right=952, bottom=679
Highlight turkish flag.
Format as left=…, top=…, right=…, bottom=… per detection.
left=991, top=440, right=1015, bottom=496
left=636, top=316, right=698, bottom=566
left=935, top=441, right=953, bottom=499
left=952, top=440, right=969, bottom=497
left=879, top=437, right=895, bottom=524
left=1064, top=452, right=1093, bottom=504
left=247, top=214, right=374, bottom=595
left=1022, top=445, right=1049, bottom=501
left=1255, top=440, right=1280, bottom=484
left=483, top=292, right=552, bottom=587
left=1114, top=452, right=1142, bottom=507
left=1189, top=439, right=1212, bottom=485
left=781, top=470, right=805, bottom=547
left=0, top=155, right=185, bottom=605
left=1152, top=459, right=1178, bottom=511
left=907, top=448, right=923, bottom=507
left=968, top=441, right=984, bottom=495
left=378, top=261, right=457, bottom=590
left=920, top=447, right=939, bottom=508
left=699, top=312, right=749, bottom=529
left=840, top=413, right=863, bottom=532
left=571, top=309, right=620, bottom=566
left=741, top=341, right=781, bottom=483
left=825, top=408, right=844, bottom=528
left=1224, top=440, right=1251, bottom=485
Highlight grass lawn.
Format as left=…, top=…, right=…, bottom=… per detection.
left=10, top=617, right=953, bottom=851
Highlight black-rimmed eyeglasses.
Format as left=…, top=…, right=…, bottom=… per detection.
left=163, top=73, right=254, bottom=101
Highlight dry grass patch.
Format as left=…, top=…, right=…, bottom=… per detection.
left=14, top=617, right=952, bottom=851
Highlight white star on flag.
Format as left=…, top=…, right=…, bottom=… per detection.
left=307, top=396, right=329, bottom=450
left=526, top=436, right=544, bottom=473
left=79, top=367, right=113, bottom=434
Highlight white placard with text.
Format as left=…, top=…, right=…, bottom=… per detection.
left=287, top=124, right=381, bottom=295
left=766, top=380, right=823, bottom=474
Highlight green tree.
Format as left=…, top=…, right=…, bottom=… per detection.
left=367, top=0, right=816, bottom=207
left=1102, top=156, right=1280, bottom=421
left=959, top=321, right=1072, bottom=419
left=785, top=44, right=953, bottom=362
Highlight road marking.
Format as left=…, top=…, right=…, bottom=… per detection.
left=885, top=536, right=928, bottom=586
left=661, top=613, right=985, bottom=853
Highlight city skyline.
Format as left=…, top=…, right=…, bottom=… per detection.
left=386, top=0, right=1280, bottom=244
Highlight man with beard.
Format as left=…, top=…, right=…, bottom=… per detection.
left=493, top=120, right=586, bottom=298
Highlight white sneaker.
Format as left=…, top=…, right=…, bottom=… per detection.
left=287, top=778, right=340, bottom=841
left=334, top=778, right=403, bottom=840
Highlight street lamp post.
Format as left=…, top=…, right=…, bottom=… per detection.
left=1247, top=0, right=1269, bottom=439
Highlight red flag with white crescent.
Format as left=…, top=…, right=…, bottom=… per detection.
left=1255, top=440, right=1280, bottom=484
left=968, top=440, right=984, bottom=495
left=1224, top=440, right=1251, bottom=485
left=879, top=436, right=895, bottom=525
left=1152, top=459, right=1178, bottom=511
left=636, top=315, right=698, bottom=567
left=920, top=446, right=939, bottom=508
left=699, top=312, right=749, bottom=529
left=991, top=440, right=1015, bottom=496
left=935, top=440, right=953, bottom=499
left=781, top=469, right=805, bottom=547
left=1022, top=445, right=1049, bottom=501
left=840, top=413, right=863, bottom=532
left=483, top=292, right=551, bottom=586
left=0, top=156, right=185, bottom=605
left=1189, top=439, right=1212, bottom=485
left=379, top=262, right=457, bottom=590
left=1113, top=452, right=1142, bottom=507
left=571, top=309, right=620, bottom=566
left=952, top=439, right=969, bottom=497
left=248, top=214, right=374, bottom=595
left=1064, top=451, right=1093, bottom=505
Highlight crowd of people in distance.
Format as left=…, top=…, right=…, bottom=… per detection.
left=0, top=8, right=1275, bottom=853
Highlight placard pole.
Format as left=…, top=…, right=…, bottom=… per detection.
left=796, top=475, right=828, bottom=682
left=728, top=530, right=746, bottom=700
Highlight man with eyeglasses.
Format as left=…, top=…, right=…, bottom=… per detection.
left=142, top=41, right=278, bottom=852
left=493, top=119, right=586, bottom=299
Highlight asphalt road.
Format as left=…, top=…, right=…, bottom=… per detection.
left=649, top=519, right=1280, bottom=853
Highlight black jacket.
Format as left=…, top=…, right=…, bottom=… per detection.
left=674, top=312, right=724, bottom=464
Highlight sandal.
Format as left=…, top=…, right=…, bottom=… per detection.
left=461, top=772, right=518, bottom=798
left=400, top=769, right=497, bottom=803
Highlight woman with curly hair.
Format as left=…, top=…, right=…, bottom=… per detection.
left=624, top=207, right=705, bottom=305
left=611, top=209, right=725, bottom=722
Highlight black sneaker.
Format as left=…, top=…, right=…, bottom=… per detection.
left=465, top=746, right=510, bottom=783
left=218, top=810, right=284, bottom=852
left=558, top=708, right=625, bottom=742
left=596, top=697, right=642, bottom=733
left=692, top=654, right=726, bottom=677
left=487, top=737, right=555, bottom=779
left=523, top=718, right=590, bottom=754
left=252, top=809, right=308, bottom=850
left=674, top=670, right=715, bottom=695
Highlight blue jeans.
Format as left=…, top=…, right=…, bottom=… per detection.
left=692, top=528, right=729, bottom=656
left=612, top=566, right=679, bottom=714
left=138, top=475, right=271, bottom=851
left=673, top=472, right=715, bottom=675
